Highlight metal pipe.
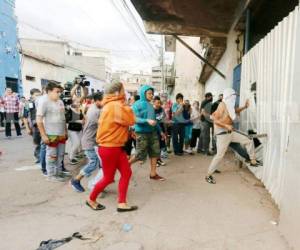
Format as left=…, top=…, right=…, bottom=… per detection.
left=173, top=35, right=226, bottom=79
left=245, top=8, right=251, bottom=54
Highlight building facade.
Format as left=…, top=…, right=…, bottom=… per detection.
left=0, top=0, right=22, bottom=96
left=112, top=71, right=151, bottom=95
left=20, top=39, right=111, bottom=97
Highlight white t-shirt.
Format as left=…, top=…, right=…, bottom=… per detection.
left=37, top=95, right=66, bottom=136
left=191, top=108, right=201, bottom=129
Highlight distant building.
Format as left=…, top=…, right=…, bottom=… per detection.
left=151, top=65, right=173, bottom=93
left=20, top=39, right=111, bottom=97
left=112, top=71, right=151, bottom=95
left=0, top=0, right=22, bottom=96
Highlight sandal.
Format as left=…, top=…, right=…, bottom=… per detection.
left=86, top=201, right=106, bottom=211
left=150, top=174, right=166, bottom=181
left=117, top=206, right=138, bottom=213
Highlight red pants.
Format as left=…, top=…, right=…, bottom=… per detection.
left=89, top=147, right=132, bottom=203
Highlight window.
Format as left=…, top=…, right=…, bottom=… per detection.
left=74, top=52, right=82, bottom=56
left=26, top=76, right=35, bottom=81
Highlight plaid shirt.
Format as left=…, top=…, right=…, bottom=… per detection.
left=3, top=94, right=20, bottom=113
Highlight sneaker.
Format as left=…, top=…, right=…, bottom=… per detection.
left=42, top=171, right=48, bottom=177
left=157, top=159, right=166, bottom=166
left=62, top=169, right=72, bottom=176
left=46, top=175, right=67, bottom=182
left=71, top=179, right=85, bottom=192
left=5, top=136, right=12, bottom=140
left=185, top=148, right=193, bottom=155
left=70, top=159, right=79, bottom=165
left=205, top=175, right=216, bottom=184
left=57, top=172, right=71, bottom=179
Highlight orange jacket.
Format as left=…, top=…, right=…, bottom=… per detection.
left=96, top=94, right=136, bottom=147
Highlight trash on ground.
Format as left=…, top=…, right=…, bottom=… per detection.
left=36, top=232, right=90, bottom=250
left=122, top=224, right=133, bottom=232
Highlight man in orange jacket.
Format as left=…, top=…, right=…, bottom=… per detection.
left=86, top=81, right=138, bottom=212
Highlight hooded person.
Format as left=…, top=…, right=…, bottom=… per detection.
left=205, top=88, right=258, bottom=184
left=130, top=85, right=166, bottom=181
left=87, top=80, right=138, bottom=213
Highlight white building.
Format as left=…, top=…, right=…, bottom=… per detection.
left=20, top=39, right=112, bottom=97
left=151, top=65, right=173, bottom=94
left=112, top=71, right=151, bottom=95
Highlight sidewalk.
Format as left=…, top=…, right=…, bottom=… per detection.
left=0, top=135, right=289, bottom=250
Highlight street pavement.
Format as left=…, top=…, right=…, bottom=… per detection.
left=0, top=133, right=290, bottom=250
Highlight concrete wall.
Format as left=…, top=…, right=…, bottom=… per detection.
left=205, top=29, right=240, bottom=100
left=173, top=36, right=204, bottom=101
left=0, top=0, right=22, bottom=95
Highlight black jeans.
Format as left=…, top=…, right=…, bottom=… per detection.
left=190, top=128, right=201, bottom=148
left=172, top=123, right=185, bottom=154
left=4, top=112, right=22, bottom=137
left=198, top=121, right=212, bottom=153
left=32, top=126, right=41, bottom=161
left=0, top=112, right=4, bottom=127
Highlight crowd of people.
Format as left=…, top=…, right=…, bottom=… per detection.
left=0, top=79, right=259, bottom=212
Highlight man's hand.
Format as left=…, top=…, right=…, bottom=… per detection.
left=147, top=119, right=157, bottom=126
left=225, top=124, right=233, bottom=132
left=26, top=128, right=32, bottom=135
left=41, top=135, right=50, bottom=145
left=245, top=99, right=250, bottom=109
left=161, top=133, right=167, bottom=141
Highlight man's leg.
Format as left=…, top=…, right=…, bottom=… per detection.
left=5, top=113, right=11, bottom=137
left=56, top=142, right=65, bottom=175
left=231, top=132, right=256, bottom=163
left=13, top=112, right=22, bottom=136
left=78, top=149, right=100, bottom=179
left=0, top=112, right=4, bottom=127
left=178, top=124, right=185, bottom=153
left=40, top=142, right=47, bottom=174
left=46, top=145, right=58, bottom=178
left=172, top=123, right=179, bottom=154
left=149, top=132, right=165, bottom=180
left=202, top=122, right=211, bottom=154
left=207, top=134, right=232, bottom=176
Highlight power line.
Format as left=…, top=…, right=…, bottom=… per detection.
left=121, top=0, right=157, bottom=55
left=18, top=20, right=155, bottom=56
left=110, top=0, right=158, bottom=59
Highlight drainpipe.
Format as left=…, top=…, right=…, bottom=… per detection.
left=244, top=8, right=251, bottom=54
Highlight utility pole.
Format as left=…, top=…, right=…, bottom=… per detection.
left=160, top=35, right=165, bottom=93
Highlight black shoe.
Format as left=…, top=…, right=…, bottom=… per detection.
left=157, top=159, right=166, bottom=166
left=206, top=152, right=214, bottom=156
left=175, top=153, right=183, bottom=156
left=197, top=149, right=205, bottom=154
left=214, top=170, right=221, bottom=174
left=117, top=206, right=138, bottom=213
left=205, top=175, right=216, bottom=184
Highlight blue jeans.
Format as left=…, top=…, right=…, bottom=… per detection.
left=80, top=148, right=101, bottom=177
left=46, top=143, right=65, bottom=177
left=40, top=142, right=47, bottom=173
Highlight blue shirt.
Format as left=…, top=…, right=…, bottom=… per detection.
left=172, top=103, right=185, bottom=123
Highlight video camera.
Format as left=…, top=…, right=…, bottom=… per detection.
left=61, top=82, right=73, bottom=106
left=74, top=75, right=90, bottom=88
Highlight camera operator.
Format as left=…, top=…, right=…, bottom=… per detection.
left=66, top=97, right=84, bottom=165
left=71, top=76, right=89, bottom=101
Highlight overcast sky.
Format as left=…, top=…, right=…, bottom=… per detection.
left=15, top=0, right=172, bottom=73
